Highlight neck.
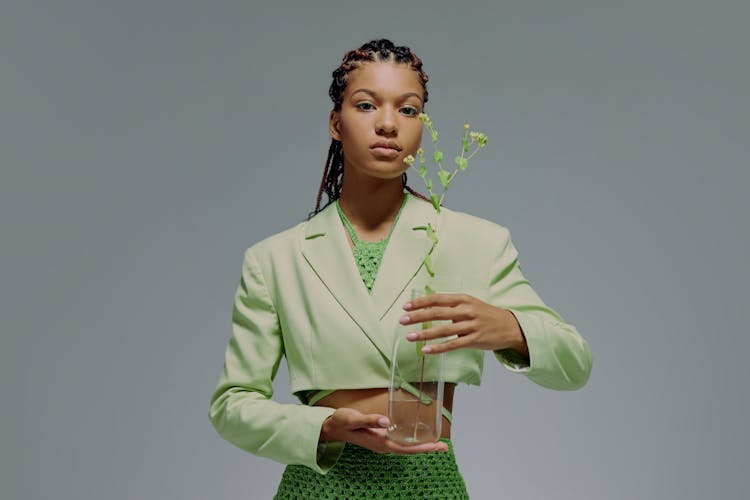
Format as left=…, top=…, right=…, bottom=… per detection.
left=338, top=175, right=405, bottom=232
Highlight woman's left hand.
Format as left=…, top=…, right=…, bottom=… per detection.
left=400, top=292, right=530, bottom=359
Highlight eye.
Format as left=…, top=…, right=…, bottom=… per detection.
left=356, top=102, right=375, bottom=111
left=401, top=106, right=419, bottom=116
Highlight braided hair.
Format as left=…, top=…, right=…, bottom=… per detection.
left=308, top=38, right=430, bottom=219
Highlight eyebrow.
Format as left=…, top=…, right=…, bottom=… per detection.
left=350, top=88, right=423, bottom=103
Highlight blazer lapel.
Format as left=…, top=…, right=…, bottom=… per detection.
left=300, top=200, right=389, bottom=361
left=370, top=194, right=436, bottom=320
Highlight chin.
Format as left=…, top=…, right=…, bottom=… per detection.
left=343, top=158, right=410, bottom=183
left=364, top=166, right=410, bottom=181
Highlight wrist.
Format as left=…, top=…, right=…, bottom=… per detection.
left=319, top=414, right=334, bottom=443
left=503, top=308, right=530, bottom=358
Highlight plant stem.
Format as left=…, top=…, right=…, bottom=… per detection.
left=412, top=165, right=432, bottom=192
left=413, top=354, right=426, bottom=442
left=439, top=167, right=460, bottom=206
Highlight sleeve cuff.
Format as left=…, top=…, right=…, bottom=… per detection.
left=493, top=308, right=592, bottom=390
left=316, top=440, right=346, bottom=473
left=302, top=406, right=344, bottom=474
left=493, top=308, right=532, bottom=372
left=494, top=347, right=531, bottom=372
left=309, top=407, right=345, bottom=475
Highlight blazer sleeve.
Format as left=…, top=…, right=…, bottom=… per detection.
left=489, top=227, right=592, bottom=390
left=208, top=247, right=345, bottom=474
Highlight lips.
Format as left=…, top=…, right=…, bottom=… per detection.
left=369, top=141, right=402, bottom=160
left=370, top=141, right=402, bottom=151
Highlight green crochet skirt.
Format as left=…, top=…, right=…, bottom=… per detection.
left=274, top=438, right=469, bottom=499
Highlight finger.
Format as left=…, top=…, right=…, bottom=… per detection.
left=420, top=333, right=475, bottom=355
left=354, top=429, right=449, bottom=454
left=349, top=412, right=390, bottom=430
left=403, top=292, right=471, bottom=311
left=406, top=320, right=474, bottom=342
left=386, top=440, right=449, bottom=454
left=399, top=305, right=462, bottom=326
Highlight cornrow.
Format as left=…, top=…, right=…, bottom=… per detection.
left=308, top=38, right=430, bottom=220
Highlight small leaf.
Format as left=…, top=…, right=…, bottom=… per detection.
left=433, top=149, right=443, bottom=163
left=426, top=178, right=432, bottom=190
left=424, top=253, right=435, bottom=277
left=425, top=223, right=435, bottom=240
left=430, top=192, right=440, bottom=212
left=454, top=156, right=468, bottom=170
left=419, top=165, right=427, bottom=177
left=422, top=280, right=436, bottom=358
left=426, top=223, right=438, bottom=244
left=438, top=169, right=451, bottom=188
left=431, top=130, right=438, bottom=142
left=462, top=137, right=470, bottom=153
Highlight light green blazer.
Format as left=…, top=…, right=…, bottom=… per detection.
left=208, top=193, right=592, bottom=474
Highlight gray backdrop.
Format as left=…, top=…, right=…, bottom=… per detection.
left=2, top=1, right=748, bottom=499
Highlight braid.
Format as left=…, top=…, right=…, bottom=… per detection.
left=404, top=182, right=428, bottom=201
left=307, top=38, right=430, bottom=220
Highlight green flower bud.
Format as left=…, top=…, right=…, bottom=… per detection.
left=438, top=169, right=451, bottom=188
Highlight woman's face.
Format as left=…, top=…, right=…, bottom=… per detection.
left=329, top=61, right=425, bottom=181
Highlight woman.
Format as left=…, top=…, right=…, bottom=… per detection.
left=209, top=38, right=592, bottom=499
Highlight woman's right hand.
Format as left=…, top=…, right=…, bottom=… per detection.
left=319, top=407, right=449, bottom=454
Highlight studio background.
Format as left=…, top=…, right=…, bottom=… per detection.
left=1, top=1, right=748, bottom=499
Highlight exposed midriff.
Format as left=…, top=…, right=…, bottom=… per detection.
left=309, top=383, right=455, bottom=438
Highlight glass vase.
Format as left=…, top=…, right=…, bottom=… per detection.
left=387, top=288, right=446, bottom=445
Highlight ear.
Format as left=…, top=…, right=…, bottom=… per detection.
left=328, top=109, right=342, bottom=141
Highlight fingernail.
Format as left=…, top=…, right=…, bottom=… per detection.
left=399, top=315, right=410, bottom=325
left=378, top=417, right=389, bottom=427
left=406, top=332, right=418, bottom=341
left=403, top=302, right=412, bottom=310
left=421, top=345, right=433, bottom=354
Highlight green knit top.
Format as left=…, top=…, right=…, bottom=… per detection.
left=335, top=195, right=408, bottom=294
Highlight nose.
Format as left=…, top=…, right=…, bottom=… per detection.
left=376, top=107, right=398, bottom=135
